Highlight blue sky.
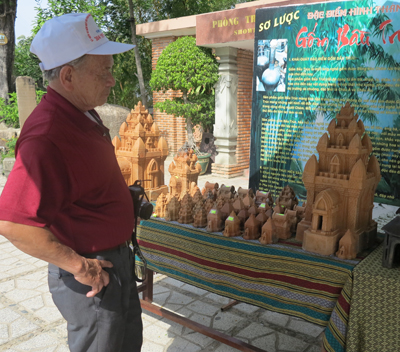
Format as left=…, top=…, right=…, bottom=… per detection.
left=15, top=0, right=48, bottom=40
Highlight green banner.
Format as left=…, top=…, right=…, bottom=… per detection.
left=250, top=0, right=400, bottom=206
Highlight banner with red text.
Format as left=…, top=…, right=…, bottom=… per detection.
left=250, top=0, right=400, bottom=205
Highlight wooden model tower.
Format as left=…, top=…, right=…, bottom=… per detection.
left=299, top=103, right=381, bottom=257
left=168, top=150, right=202, bottom=197
left=113, top=102, right=169, bottom=200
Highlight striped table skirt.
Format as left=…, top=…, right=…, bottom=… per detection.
left=137, top=218, right=366, bottom=332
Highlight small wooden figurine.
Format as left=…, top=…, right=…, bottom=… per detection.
left=243, top=194, right=255, bottom=209
left=260, top=218, right=278, bottom=244
left=178, top=192, right=193, bottom=224
left=256, top=211, right=268, bottom=226
left=190, top=182, right=201, bottom=198
left=248, top=205, right=258, bottom=217
left=232, top=197, right=245, bottom=214
left=207, top=207, right=224, bottom=232
left=215, top=195, right=226, bottom=210
left=155, top=193, right=167, bottom=218
left=237, top=208, right=249, bottom=229
left=237, top=187, right=255, bottom=199
left=220, top=201, right=235, bottom=222
left=193, top=202, right=208, bottom=228
left=201, top=181, right=219, bottom=198
left=204, top=197, right=215, bottom=215
left=192, top=188, right=203, bottom=205
left=218, top=184, right=235, bottom=200
left=255, top=190, right=273, bottom=207
left=336, top=230, right=358, bottom=259
left=165, top=196, right=180, bottom=221
left=243, top=214, right=261, bottom=240
left=276, top=185, right=298, bottom=211
left=272, top=211, right=292, bottom=240
left=223, top=211, right=241, bottom=237
left=286, top=209, right=298, bottom=233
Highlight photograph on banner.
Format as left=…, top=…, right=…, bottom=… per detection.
left=250, top=0, right=400, bottom=206
left=256, top=39, right=288, bottom=92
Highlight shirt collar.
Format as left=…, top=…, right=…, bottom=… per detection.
left=44, top=86, right=107, bottom=133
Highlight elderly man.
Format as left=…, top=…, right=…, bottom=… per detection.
left=0, top=13, right=142, bottom=352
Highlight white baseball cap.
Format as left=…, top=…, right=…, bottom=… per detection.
left=30, top=13, right=135, bottom=71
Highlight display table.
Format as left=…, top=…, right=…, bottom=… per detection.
left=323, top=243, right=400, bottom=352
left=138, top=218, right=369, bottom=326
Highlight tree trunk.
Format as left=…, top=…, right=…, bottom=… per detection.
left=182, top=91, right=194, bottom=147
left=186, top=115, right=194, bottom=148
left=0, top=0, right=17, bottom=101
left=127, top=0, right=148, bottom=110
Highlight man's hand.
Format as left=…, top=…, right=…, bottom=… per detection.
left=0, top=221, right=115, bottom=298
left=74, top=258, right=114, bottom=297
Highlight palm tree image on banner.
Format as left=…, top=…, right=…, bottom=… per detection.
left=250, top=0, right=400, bottom=206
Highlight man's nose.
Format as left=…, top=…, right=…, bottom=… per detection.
left=107, top=73, right=116, bottom=87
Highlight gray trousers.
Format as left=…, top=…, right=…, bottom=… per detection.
left=48, top=246, right=143, bottom=352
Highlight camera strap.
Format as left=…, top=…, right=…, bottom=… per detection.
left=131, top=221, right=148, bottom=283
left=128, top=180, right=152, bottom=283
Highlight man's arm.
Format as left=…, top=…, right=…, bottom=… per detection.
left=0, top=220, right=113, bottom=297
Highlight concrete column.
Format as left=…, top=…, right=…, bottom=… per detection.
left=16, top=76, right=37, bottom=129
left=213, top=47, right=238, bottom=165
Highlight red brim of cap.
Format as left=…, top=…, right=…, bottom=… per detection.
left=87, top=40, right=135, bottom=55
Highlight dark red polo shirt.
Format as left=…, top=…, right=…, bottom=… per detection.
left=0, top=87, right=134, bottom=254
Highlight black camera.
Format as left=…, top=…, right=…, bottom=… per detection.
left=128, top=180, right=153, bottom=220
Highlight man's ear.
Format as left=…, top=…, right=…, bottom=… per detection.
left=59, top=65, right=75, bottom=92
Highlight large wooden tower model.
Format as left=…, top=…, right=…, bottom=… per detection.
left=298, top=103, right=381, bottom=258
left=113, top=102, right=169, bottom=200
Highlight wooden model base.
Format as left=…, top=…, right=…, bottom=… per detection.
left=303, top=224, right=377, bottom=256
left=295, top=220, right=310, bottom=242
left=138, top=269, right=267, bottom=352
left=302, top=229, right=341, bottom=256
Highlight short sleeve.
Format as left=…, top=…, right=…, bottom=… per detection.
left=0, top=137, right=72, bottom=228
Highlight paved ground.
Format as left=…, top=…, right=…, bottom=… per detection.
left=0, top=158, right=396, bottom=352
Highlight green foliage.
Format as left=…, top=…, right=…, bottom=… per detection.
left=14, top=35, right=44, bottom=90
left=19, top=0, right=254, bottom=110
left=36, top=90, right=46, bottom=104
left=150, top=36, right=219, bottom=132
left=152, top=0, right=252, bottom=20
left=0, top=90, right=46, bottom=128
left=33, top=0, right=108, bottom=35
left=0, top=93, right=19, bottom=128
left=105, top=7, right=154, bottom=108
left=1, top=137, right=18, bottom=161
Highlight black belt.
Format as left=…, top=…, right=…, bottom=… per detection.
left=82, top=241, right=130, bottom=256
left=106, top=240, right=130, bottom=252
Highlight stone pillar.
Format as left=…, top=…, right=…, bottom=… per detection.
left=3, top=158, right=16, bottom=178
left=16, top=76, right=37, bottom=129
left=213, top=47, right=238, bottom=166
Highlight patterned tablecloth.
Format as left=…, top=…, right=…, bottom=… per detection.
left=137, top=218, right=363, bottom=327
left=323, top=243, right=400, bottom=352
